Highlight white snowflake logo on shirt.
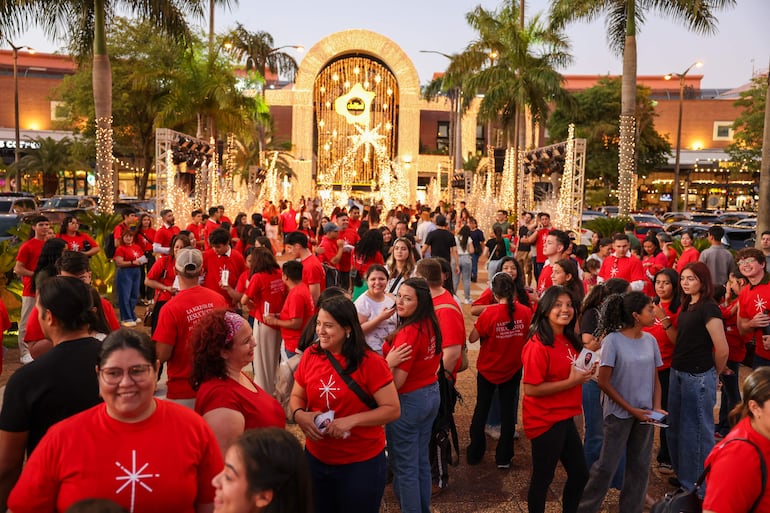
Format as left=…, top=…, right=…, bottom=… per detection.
left=610, top=260, right=619, bottom=278
left=70, top=242, right=80, bottom=251
left=115, top=450, right=160, bottom=513
left=318, top=374, right=340, bottom=409
left=755, top=296, right=768, bottom=314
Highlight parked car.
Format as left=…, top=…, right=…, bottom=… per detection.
left=599, top=206, right=619, bottom=217
left=0, top=192, right=38, bottom=216
left=666, top=223, right=755, bottom=250
left=733, top=218, right=757, bottom=229
left=114, top=198, right=157, bottom=216
left=39, top=195, right=98, bottom=226
left=630, top=214, right=664, bottom=227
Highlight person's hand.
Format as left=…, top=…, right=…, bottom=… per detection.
left=386, top=344, right=413, bottom=368
left=632, top=408, right=653, bottom=422
left=295, top=410, right=324, bottom=441
left=378, top=306, right=397, bottom=322
left=455, top=266, right=460, bottom=275
left=583, top=337, right=601, bottom=352
left=337, top=238, right=345, bottom=248
left=326, top=416, right=357, bottom=439
left=263, top=313, right=277, bottom=326
left=750, top=311, right=770, bottom=329
left=651, top=304, right=666, bottom=319
left=568, top=364, right=594, bottom=386
left=316, top=246, right=326, bottom=255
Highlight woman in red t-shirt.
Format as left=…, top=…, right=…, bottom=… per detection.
left=113, top=230, right=145, bottom=326
left=298, top=216, right=317, bottom=253
left=675, top=230, right=700, bottom=274
left=136, top=213, right=156, bottom=305
left=191, top=309, right=285, bottom=455
left=641, top=235, right=668, bottom=296
left=467, top=273, right=532, bottom=468
left=642, top=267, right=680, bottom=471
left=470, top=256, right=533, bottom=317
left=522, top=286, right=593, bottom=513
left=144, top=234, right=191, bottom=333
left=57, top=215, right=99, bottom=257
left=704, top=367, right=770, bottom=513
left=383, top=278, right=442, bottom=513
left=290, top=296, right=399, bottom=513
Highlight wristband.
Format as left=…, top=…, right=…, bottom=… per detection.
left=291, top=407, right=305, bottom=423
left=662, top=323, right=672, bottom=330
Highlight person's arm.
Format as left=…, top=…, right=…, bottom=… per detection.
left=451, top=246, right=459, bottom=274
left=308, top=283, right=320, bottom=305
left=581, top=332, right=601, bottom=352
left=220, top=284, right=244, bottom=303
left=468, top=327, right=480, bottom=344
left=28, top=339, right=52, bottom=359
left=470, top=304, right=490, bottom=316
left=597, top=366, right=652, bottom=421
left=202, top=408, right=246, bottom=457
left=521, top=229, right=539, bottom=245
left=82, top=239, right=100, bottom=257
left=325, top=382, right=400, bottom=439
left=442, top=345, right=461, bottom=375
left=391, top=368, right=409, bottom=390
left=707, top=317, right=729, bottom=375
left=152, top=242, right=170, bottom=255
left=737, top=303, right=770, bottom=336
left=522, top=364, right=593, bottom=397
left=0, top=430, right=27, bottom=512
left=289, top=383, right=324, bottom=441
left=328, top=239, right=345, bottom=265
left=155, top=342, right=173, bottom=364
left=145, top=277, right=174, bottom=295
left=114, top=254, right=139, bottom=268
left=12, top=261, right=32, bottom=278
left=359, top=307, right=396, bottom=335
left=421, top=243, right=431, bottom=257
left=264, top=315, right=303, bottom=330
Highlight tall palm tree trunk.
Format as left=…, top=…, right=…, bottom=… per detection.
left=757, top=65, right=770, bottom=243
left=617, top=0, right=637, bottom=216
left=92, top=0, right=115, bottom=212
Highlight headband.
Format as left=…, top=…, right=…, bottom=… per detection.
left=224, top=311, right=247, bottom=343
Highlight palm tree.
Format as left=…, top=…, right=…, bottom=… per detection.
left=550, top=0, right=735, bottom=215
left=11, top=136, right=80, bottom=196
left=226, top=23, right=300, bottom=88
left=0, top=0, right=206, bottom=211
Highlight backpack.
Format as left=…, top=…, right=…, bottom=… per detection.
left=103, top=233, right=116, bottom=259
left=430, top=361, right=462, bottom=490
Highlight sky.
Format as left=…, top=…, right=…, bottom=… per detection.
left=10, top=0, right=769, bottom=90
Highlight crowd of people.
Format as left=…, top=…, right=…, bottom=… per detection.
left=2, top=197, right=770, bottom=513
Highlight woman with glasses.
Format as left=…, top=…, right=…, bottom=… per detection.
left=191, top=309, right=285, bottom=455
left=57, top=215, right=99, bottom=257
left=8, top=328, right=223, bottom=513
left=668, top=262, right=729, bottom=495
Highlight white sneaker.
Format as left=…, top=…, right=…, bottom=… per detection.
left=464, top=298, right=472, bottom=304
left=20, top=353, right=33, bottom=365
left=121, top=320, right=137, bottom=327
left=485, top=425, right=501, bottom=440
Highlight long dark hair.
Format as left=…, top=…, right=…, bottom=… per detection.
left=393, top=277, right=442, bottom=355
left=595, top=291, right=652, bottom=339
left=528, top=285, right=581, bottom=350
left=491, top=273, right=518, bottom=329
left=653, top=268, right=681, bottom=314
left=554, top=258, right=584, bottom=305
left=496, top=257, right=530, bottom=307
left=355, top=229, right=384, bottom=261
left=32, top=238, right=67, bottom=294
left=457, top=225, right=471, bottom=251
left=297, top=287, right=349, bottom=352
left=643, top=234, right=662, bottom=256
left=251, top=246, right=280, bottom=275
left=309, top=296, right=369, bottom=373
left=492, top=226, right=505, bottom=256
left=680, top=261, right=715, bottom=310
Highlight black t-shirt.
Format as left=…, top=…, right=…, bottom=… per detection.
left=580, top=307, right=600, bottom=336
left=517, top=225, right=532, bottom=252
left=0, top=337, right=103, bottom=455
left=672, top=300, right=723, bottom=373
left=424, top=229, right=456, bottom=262
left=486, top=238, right=507, bottom=261
left=470, top=229, right=485, bottom=253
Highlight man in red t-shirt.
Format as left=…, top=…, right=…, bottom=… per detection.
left=521, top=212, right=552, bottom=282
left=736, top=247, right=770, bottom=368
left=598, top=234, right=646, bottom=291
left=112, top=208, right=138, bottom=248
left=335, top=213, right=360, bottom=290
left=536, top=230, right=571, bottom=296
left=316, top=223, right=344, bottom=288
left=284, top=231, right=325, bottom=305
left=201, top=228, right=246, bottom=307
left=279, top=201, right=298, bottom=235
left=203, top=207, right=221, bottom=250
left=185, top=209, right=206, bottom=249
left=14, top=215, right=50, bottom=364
left=264, top=260, right=314, bottom=356
left=153, top=209, right=180, bottom=255
left=348, top=205, right=362, bottom=233
left=154, top=248, right=228, bottom=407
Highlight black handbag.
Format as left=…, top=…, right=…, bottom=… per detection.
left=649, top=437, right=766, bottom=513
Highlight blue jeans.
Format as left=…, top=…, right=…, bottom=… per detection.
left=306, top=449, right=386, bottom=513
left=386, top=382, right=440, bottom=513
left=753, top=353, right=770, bottom=369
left=116, top=267, right=140, bottom=322
left=717, top=360, right=741, bottom=436
left=471, top=252, right=480, bottom=281
left=453, top=254, right=472, bottom=301
left=668, top=367, right=717, bottom=495
left=582, top=380, right=624, bottom=489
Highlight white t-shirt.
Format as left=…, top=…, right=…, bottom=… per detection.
left=354, top=293, right=397, bottom=355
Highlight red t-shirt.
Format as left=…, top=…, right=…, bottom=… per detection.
left=146, top=255, right=177, bottom=302
left=244, top=269, right=286, bottom=322
left=534, top=228, right=550, bottom=263
left=195, top=374, right=285, bottom=430
left=280, top=210, right=298, bottom=233
left=675, top=247, right=700, bottom=274
left=16, top=238, right=44, bottom=297
left=703, top=416, right=770, bottom=513
left=316, top=236, right=340, bottom=268
left=153, top=286, right=228, bottom=399
left=338, top=228, right=360, bottom=272
left=537, top=263, right=554, bottom=296
left=384, top=320, right=440, bottom=395
left=472, top=287, right=495, bottom=307
left=348, top=218, right=361, bottom=233
left=135, top=228, right=155, bottom=252
left=201, top=248, right=246, bottom=306
left=598, top=254, right=645, bottom=284
left=301, top=254, right=326, bottom=293
left=522, top=333, right=582, bottom=439
left=186, top=223, right=206, bottom=248
left=8, top=400, right=222, bottom=513
left=112, top=222, right=132, bottom=245
left=58, top=232, right=97, bottom=253
left=295, top=349, right=392, bottom=465
left=721, top=300, right=751, bottom=363
left=203, top=219, right=221, bottom=249
left=665, top=247, right=677, bottom=269
left=155, top=225, right=180, bottom=251
left=433, top=291, right=466, bottom=376
left=114, top=243, right=144, bottom=263
left=25, top=298, right=120, bottom=343
left=642, top=300, right=678, bottom=370
left=353, top=252, right=385, bottom=277
left=475, top=303, right=533, bottom=383
left=279, top=283, right=314, bottom=353
left=738, top=277, right=770, bottom=360
left=642, top=252, right=668, bottom=295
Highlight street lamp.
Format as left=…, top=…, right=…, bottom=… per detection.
left=7, top=40, right=35, bottom=192
left=420, top=50, right=462, bottom=204
left=665, top=60, right=703, bottom=211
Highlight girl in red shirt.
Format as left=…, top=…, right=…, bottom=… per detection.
left=675, top=230, right=700, bottom=274
left=113, top=230, right=145, bottom=325
left=57, top=215, right=99, bottom=257
left=467, top=273, right=533, bottom=468
left=136, top=213, right=156, bottom=305
left=290, top=296, right=399, bottom=513
left=641, top=235, right=668, bottom=296
left=522, top=286, right=593, bottom=513
left=383, top=278, right=442, bottom=513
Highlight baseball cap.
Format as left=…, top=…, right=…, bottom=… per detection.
left=175, top=248, right=203, bottom=275
left=324, top=222, right=340, bottom=234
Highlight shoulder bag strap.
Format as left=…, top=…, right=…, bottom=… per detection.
left=324, top=350, right=378, bottom=410
left=695, top=437, right=767, bottom=512
left=434, top=302, right=462, bottom=316
left=388, top=272, right=403, bottom=294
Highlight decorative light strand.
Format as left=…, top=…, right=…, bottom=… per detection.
left=95, top=116, right=114, bottom=213
left=617, top=114, right=637, bottom=216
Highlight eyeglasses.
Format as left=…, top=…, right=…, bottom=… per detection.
left=99, top=364, right=154, bottom=385
left=680, top=276, right=699, bottom=283
left=738, top=258, right=758, bottom=267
